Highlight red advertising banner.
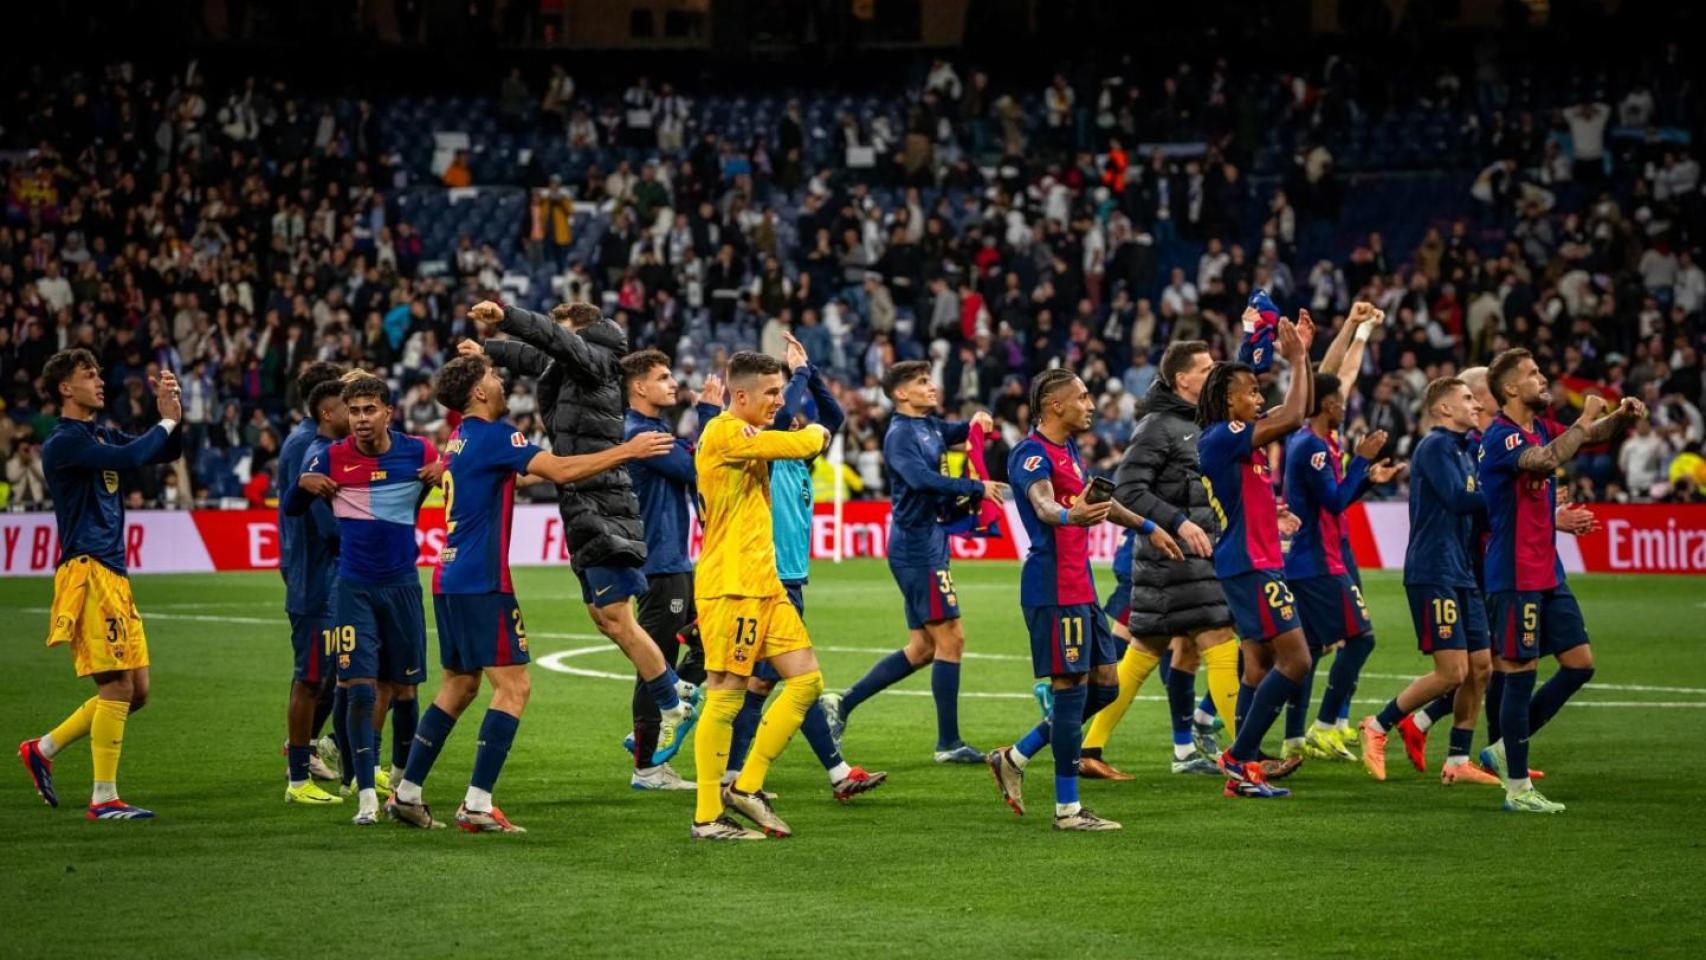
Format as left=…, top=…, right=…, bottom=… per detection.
left=3, top=502, right=1702, bottom=576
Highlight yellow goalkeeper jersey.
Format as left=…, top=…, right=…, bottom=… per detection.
left=694, top=412, right=825, bottom=600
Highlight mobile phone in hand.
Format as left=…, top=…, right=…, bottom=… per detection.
left=1084, top=476, right=1114, bottom=504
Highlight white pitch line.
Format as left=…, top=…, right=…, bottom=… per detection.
left=533, top=645, right=1706, bottom=707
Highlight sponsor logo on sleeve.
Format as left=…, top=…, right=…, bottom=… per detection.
left=1229, top=420, right=1247, bottom=434
left=511, top=432, right=528, bottom=447
left=1023, top=455, right=1043, bottom=472
left=1311, top=451, right=1326, bottom=470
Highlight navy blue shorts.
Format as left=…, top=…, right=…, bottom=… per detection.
left=1293, top=573, right=1373, bottom=652
left=889, top=561, right=960, bottom=629
left=1104, top=575, right=1133, bottom=628
left=1221, top=569, right=1303, bottom=642
left=752, top=582, right=807, bottom=683
left=432, top=592, right=531, bottom=672
left=576, top=565, right=649, bottom=607
left=288, top=611, right=334, bottom=685
left=1025, top=603, right=1118, bottom=678
left=1406, top=584, right=1490, bottom=653
left=334, top=579, right=427, bottom=684
left=1487, top=586, right=1588, bottom=662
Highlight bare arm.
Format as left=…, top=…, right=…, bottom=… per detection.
left=526, top=432, right=675, bottom=485
left=1106, top=498, right=1187, bottom=559
left=1327, top=302, right=1381, bottom=403
left=1515, top=398, right=1645, bottom=474
left=1026, top=477, right=1111, bottom=527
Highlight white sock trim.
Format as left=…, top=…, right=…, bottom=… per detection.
left=464, top=786, right=493, bottom=812
left=38, top=733, right=60, bottom=759
left=92, top=780, right=118, bottom=804
left=827, top=761, right=852, bottom=782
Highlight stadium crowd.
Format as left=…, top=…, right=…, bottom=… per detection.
left=3, top=52, right=1704, bottom=512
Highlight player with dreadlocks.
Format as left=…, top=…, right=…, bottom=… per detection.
left=1195, top=313, right=1317, bottom=798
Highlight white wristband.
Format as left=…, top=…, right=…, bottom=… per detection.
left=157, top=418, right=180, bottom=433
left=1354, top=323, right=1372, bottom=343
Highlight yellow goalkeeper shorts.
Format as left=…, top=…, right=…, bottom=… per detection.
left=47, top=555, right=150, bottom=677
left=699, top=594, right=811, bottom=678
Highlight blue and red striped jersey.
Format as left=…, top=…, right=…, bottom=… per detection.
left=1477, top=413, right=1567, bottom=592
left=434, top=416, right=542, bottom=595
left=1199, top=419, right=1283, bottom=577
left=1008, top=432, right=1097, bottom=607
left=300, top=430, right=436, bottom=587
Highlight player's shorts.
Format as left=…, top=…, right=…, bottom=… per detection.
left=432, top=592, right=530, bottom=672
left=334, top=579, right=427, bottom=684
left=1024, top=603, right=1118, bottom=678
left=1340, top=542, right=1363, bottom=589
left=1293, top=573, right=1374, bottom=652
left=47, top=555, right=149, bottom=677
left=1487, top=586, right=1588, bottom=662
left=289, top=611, right=335, bottom=684
left=700, top=593, right=812, bottom=678
left=1405, top=584, right=1490, bottom=653
left=577, top=564, right=649, bottom=607
left=1104, top=574, right=1133, bottom=628
left=1221, top=569, right=1304, bottom=643
left=636, top=571, right=696, bottom=653
left=889, top=560, right=961, bottom=629
left=751, top=582, right=808, bottom=683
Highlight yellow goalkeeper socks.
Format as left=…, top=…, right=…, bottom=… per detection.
left=694, top=689, right=744, bottom=823
left=1203, top=640, right=1241, bottom=739
left=1082, top=644, right=1160, bottom=752
left=43, top=696, right=99, bottom=758
left=90, top=698, right=130, bottom=802
left=734, top=671, right=824, bottom=795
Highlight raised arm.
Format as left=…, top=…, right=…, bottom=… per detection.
left=60, top=422, right=173, bottom=472
left=808, top=369, right=846, bottom=434
left=1300, top=436, right=1374, bottom=515
left=471, top=301, right=607, bottom=385
left=1515, top=396, right=1647, bottom=475
left=1252, top=317, right=1313, bottom=448
left=770, top=365, right=814, bottom=431
left=887, top=425, right=987, bottom=498
left=721, top=422, right=831, bottom=462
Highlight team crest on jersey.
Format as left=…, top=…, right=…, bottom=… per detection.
left=1504, top=434, right=1522, bottom=451
left=102, top=470, right=119, bottom=493
left=370, top=470, right=388, bottom=481
left=1439, top=625, right=1452, bottom=639
left=1228, top=420, right=1247, bottom=433
left=670, top=598, right=684, bottom=614
left=1023, top=455, right=1043, bottom=472
left=510, top=432, right=528, bottom=447
left=1253, top=348, right=1265, bottom=365
left=1521, top=631, right=1536, bottom=648
left=1310, top=451, right=1326, bottom=470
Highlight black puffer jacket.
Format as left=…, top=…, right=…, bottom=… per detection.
left=1112, top=380, right=1231, bottom=636
left=483, top=305, right=645, bottom=571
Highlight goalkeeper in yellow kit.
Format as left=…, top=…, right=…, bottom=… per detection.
left=691, top=351, right=832, bottom=840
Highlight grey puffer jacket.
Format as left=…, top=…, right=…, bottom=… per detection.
left=483, top=305, right=645, bottom=571
left=1112, top=380, right=1231, bottom=636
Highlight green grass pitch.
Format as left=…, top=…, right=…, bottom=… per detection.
left=3, top=562, right=1703, bottom=959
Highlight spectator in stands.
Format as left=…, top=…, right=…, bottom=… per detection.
left=443, top=149, right=472, bottom=188
left=6, top=441, right=47, bottom=506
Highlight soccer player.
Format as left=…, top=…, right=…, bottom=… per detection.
left=822, top=360, right=1005, bottom=763
left=278, top=367, right=350, bottom=804
left=1282, top=373, right=1398, bottom=764
left=470, top=300, right=696, bottom=759
left=1197, top=314, right=1315, bottom=798
left=386, top=354, right=674, bottom=832
left=617, top=347, right=722, bottom=790
left=724, top=334, right=887, bottom=802
left=287, top=375, right=441, bottom=826
left=690, top=351, right=832, bottom=841
left=1357, top=376, right=1500, bottom=784
left=984, top=370, right=1184, bottom=831
left=1474, top=348, right=1643, bottom=812
left=19, top=349, right=181, bottom=820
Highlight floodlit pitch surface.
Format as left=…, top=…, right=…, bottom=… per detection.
left=3, top=563, right=1702, bottom=959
